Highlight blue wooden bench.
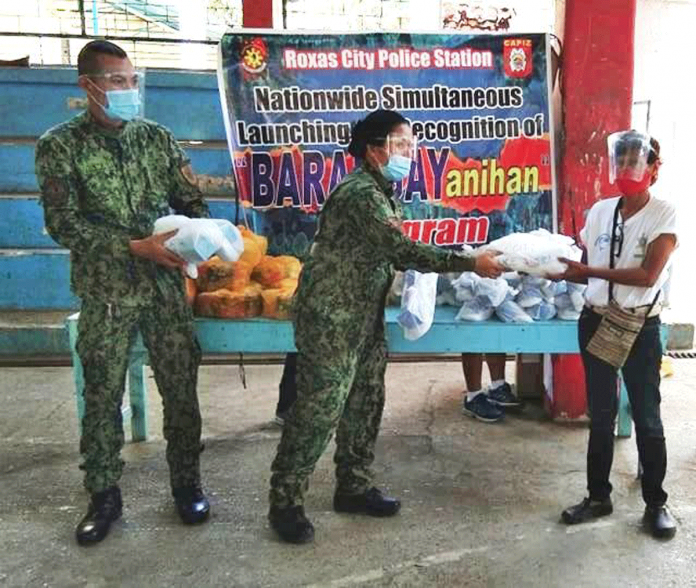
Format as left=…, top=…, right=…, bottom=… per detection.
left=66, top=308, right=655, bottom=442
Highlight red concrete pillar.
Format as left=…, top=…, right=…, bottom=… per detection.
left=559, top=0, right=637, bottom=237
left=243, top=0, right=274, bottom=28
left=552, top=0, right=637, bottom=419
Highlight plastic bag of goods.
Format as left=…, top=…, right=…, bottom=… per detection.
left=452, top=272, right=479, bottom=303
left=455, top=295, right=495, bottom=321
left=237, top=226, right=268, bottom=268
left=502, top=272, right=522, bottom=289
left=540, top=278, right=564, bottom=300
left=184, top=278, right=197, bottom=306
left=275, top=278, right=298, bottom=293
left=387, top=271, right=404, bottom=306
left=260, top=288, right=295, bottom=320
left=525, top=301, right=557, bottom=321
left=246, top=281, right=264, bottom=295
left=556, top=306, right=581, bottom=321
left=238, top=225, right=268, bottom=254
left=213, top=219, right=245, bottom=257
left=153, top=215, right=244, bottom=279
left=196, top=258, right=252, bottom=292
left=495, top=293, right=534, bottom=323
left=479, top=229, right=581, bottom=276
left=476, top=277, right=510, bottom=307
left=436, top=273, right=459, bottom=306
left=567, top=282, right=586, bottom=311
left=516, top=276, right=553, bottom=308
left=516, top=283, right=544, bottom=308
left=397, top=270, right=439, bottom=340
left=252, top=255, right=302, bottom=288
left=194, top=285, right=262, bottom=318
left=452, top=272, right=510, bottom=307
left=260, top=277, right=297, bottom=320
left=554, top=293, right=580, bottom=320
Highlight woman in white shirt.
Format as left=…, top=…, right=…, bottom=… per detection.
left=554, top=131, right=677, bottom=539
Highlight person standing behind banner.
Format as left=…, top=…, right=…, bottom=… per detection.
left=267, top=109, right=504, bottom=544
left=553, top=131, right=677, bottom=539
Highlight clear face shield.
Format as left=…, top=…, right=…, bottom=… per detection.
left=376, top=132, right=417, bottom=182
left=384, top=132, right=418, bottom=160
left=82, top=70, right=146, bottom=122
left=607, top=130, right=652, bottom=183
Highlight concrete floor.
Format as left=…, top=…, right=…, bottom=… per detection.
left=1, top=359, right=696, bottom=588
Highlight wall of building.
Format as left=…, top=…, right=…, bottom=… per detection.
left=283, top=0, right=554, bottom=32
left=633, top=0, right=696, bottom=322
left=0, top=0, right=228, bottom=69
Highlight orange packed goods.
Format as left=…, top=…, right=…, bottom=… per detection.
left=194, top=287, right=262, bottom=319
left=239, top=237, right=263, bottom=268
left=247, top=280, right=264, bottom=294
left=196, top=257, right=252, bottom=292
left=184, top=278, right=197, bottom=306
left=276, top=278, right=298, bottom=293
left=238, top=225, right=268, bottom=265
left=260, top=288, right=295, bottom=320
left=251, top=255, right=302, bottom=288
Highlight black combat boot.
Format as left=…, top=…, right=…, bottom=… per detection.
left=561, top=497, right=613, bottom=525
left=173, top=486, right=210, bottom=524
left=75, top=486, right=122, bottom=545
left=334, top=487, right=401, bottom=517
left=643, top=504, right=677, bottom=539
left=268, top=505, right=315, bottom=544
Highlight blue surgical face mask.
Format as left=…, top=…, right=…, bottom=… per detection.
left=380, top=154, right=412, bottom=182
left=102, top=89, right=141, bottom=122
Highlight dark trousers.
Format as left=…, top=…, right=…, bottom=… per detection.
left=579, top=308, right=668, bottom=507
left=276, top=352, right=298, bottom=415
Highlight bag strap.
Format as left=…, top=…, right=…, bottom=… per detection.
left=608, top=199, right=622, bottom=274
left=608, top=198, right=660, bottom=314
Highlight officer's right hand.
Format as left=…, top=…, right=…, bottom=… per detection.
left=129, top=230, right=186, bottom=269
left=473, top=251, right=505, bottom=279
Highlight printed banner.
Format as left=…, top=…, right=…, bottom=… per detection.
left=218, top=32, right=555, bottom=258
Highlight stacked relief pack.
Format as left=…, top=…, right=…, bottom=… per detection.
left=449, top=272, right=586, bottom=323
left=439, top=230, right=586, bottom=322
left=153, top=215, right=244, bottom=279
left=191, top=225, right=301, bottom=320
left=479, top=229, right=581, bottom=276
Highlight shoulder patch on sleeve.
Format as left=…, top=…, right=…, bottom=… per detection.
left=42, top=177, right=70, bottom=206
left=387, top=217, right=402, bottom=231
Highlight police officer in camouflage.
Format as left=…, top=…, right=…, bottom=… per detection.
left=34, top=40, right=211, bottom=545
left=268, top=110, right=504, bottom=544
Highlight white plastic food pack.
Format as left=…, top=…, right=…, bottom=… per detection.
left=398, top=270, right=439, bottom=340
left=153, top=215, right=244, bottom=279
left=452, top=272, right=514, bottom=322
left=479, top=229, right=582, bottom=276
left=450, top=269, right=587, bottom=323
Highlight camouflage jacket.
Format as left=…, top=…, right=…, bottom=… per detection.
left=295, top=163, right=475, bottom=327
left=35, top=111, right=209, bottom=306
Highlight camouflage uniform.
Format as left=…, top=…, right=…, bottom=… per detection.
left=270, top=163, right=476, bottom=507
left=35, top=111, right=209, bottom=493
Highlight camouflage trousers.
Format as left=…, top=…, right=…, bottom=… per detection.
left=269, top=309, right=387, bottom=508
left=76, top=292, right=202, bottom=494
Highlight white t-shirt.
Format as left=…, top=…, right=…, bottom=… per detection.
left=579, top=196, right=678, bottom=308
